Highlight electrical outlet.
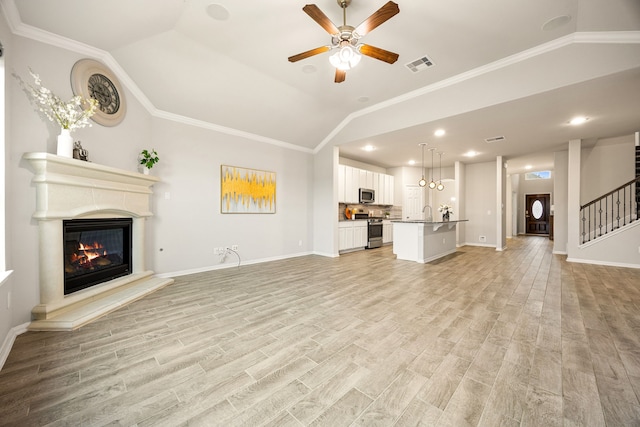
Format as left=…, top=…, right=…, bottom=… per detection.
left=442, top=238, right=446, bottom=244
left=479, top=235, right=487, bottom=243
left=231, top=245, right=238, bottom=251
left=214, top=248, right=220, bottom=255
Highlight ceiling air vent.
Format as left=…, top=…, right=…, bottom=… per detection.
left=485, top=136, right=506, bottom=143
left=405, top=55, right=434, bottom=73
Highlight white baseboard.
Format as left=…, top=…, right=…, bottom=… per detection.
left=0, top=322, right=30, bottom=371
left=566, top=257, right=640, bottom=269
left=156, top=251, right=316, bottom=279
left=463, top=242, right=496, bottom=249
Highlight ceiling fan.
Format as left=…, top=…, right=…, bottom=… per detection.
left=288, top=0, right=400, bottom=83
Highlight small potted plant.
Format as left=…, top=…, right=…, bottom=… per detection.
left=139, top=149, right=159, bottom=174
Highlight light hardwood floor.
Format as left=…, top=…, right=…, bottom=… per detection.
left=1, top=236, right=640, bottom=426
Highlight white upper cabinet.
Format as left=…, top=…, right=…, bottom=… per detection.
left=338, top=165, right=394, bottom=205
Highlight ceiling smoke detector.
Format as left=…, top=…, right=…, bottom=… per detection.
left=485, top=136, right=506, bottom=143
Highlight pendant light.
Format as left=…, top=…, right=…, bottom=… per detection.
left=428, top=148, right=437, bottom=189
left=418, top=143, right=427, bottom=187
left=437, top=151, right=445, bottom=191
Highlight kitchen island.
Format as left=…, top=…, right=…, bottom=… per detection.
left=392, top=220, right=468, bottom=263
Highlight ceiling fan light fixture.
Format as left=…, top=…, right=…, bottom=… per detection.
left=329, top=43, right=361, bottom=70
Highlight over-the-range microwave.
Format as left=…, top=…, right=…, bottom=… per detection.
left=359, top=188, right=375, bottom=204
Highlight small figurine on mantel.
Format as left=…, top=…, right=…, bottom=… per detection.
left=73, top=140, right=89, bottom=161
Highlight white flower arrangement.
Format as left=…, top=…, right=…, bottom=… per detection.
left=16, top=69, right=98, bottom=131
left=438, top=204, right=453, bottom=214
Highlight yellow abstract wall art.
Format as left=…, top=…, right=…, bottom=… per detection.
left=221, top=165, right=276, bottom=213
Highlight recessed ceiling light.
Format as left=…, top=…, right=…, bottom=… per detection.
left=569, top=116, right=589, bottom=125
left=408, top=160, right=416, bottom=165
left=357, top=96, right=370, bottom=103
left=434, top=129, right=445, bottom=137
left=206, top=4, right=230, bottom=21
left=363, top=145, right=375, bottom=152
left=525, top=165, right=533, bottom=170
left=542, top=15, right=572, bottom=31
left=302, top=65, right=317, bottom=74
left=464, top=150, right=478, bottom=157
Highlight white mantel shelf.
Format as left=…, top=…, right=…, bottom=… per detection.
left=23, top=152, right=173, bottom=331
left=23, top=152, right=160, bottom=220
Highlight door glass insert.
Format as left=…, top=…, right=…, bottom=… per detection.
left=532, top=200, right=544, bottom=219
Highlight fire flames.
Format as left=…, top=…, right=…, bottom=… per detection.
left=71, top=241, right=108, bottom=265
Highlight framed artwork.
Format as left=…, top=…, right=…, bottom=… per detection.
left=221, top=165, right=276, bottom=214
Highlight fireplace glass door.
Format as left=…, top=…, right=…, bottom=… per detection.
left=63, top=218, right=133, bottom=295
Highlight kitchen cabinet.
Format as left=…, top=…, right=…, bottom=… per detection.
left=342, top=166, right=358, bottom=203
left=378, top=173, right=394, bottom=205
left=383, top=220, right=393, bottom=244
left=354, top=221, right=368, bottom=248
left=338, top=165, right=394, bottom=205
left=338, top=165, right=346, bottom=203
left=339, top=221, right=368, bottom=251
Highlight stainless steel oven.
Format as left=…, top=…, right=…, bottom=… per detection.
left=367, top=219, right=383, bottom=249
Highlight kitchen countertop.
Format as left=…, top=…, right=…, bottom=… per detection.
left=391, top=219, right=468, bottom=224
left=340, top=217, right=400, bottom=222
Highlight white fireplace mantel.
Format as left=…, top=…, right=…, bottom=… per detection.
left=23, top=153, right=174, bottom=331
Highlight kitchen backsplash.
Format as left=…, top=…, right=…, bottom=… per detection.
left=338, top=203, right=402, bottom=221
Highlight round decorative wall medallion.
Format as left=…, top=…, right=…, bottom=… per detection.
left=71, top=59, right=126, bottom=127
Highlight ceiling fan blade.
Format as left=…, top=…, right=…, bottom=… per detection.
left=335, top=69, right=346, bottom=83
left=303, top=4, right=339, bottom=35
left=354, top=1, right=400, bottom=36
left=288, top=46, right=331, bottom=62
left=359, top=44, right=399, bottom=64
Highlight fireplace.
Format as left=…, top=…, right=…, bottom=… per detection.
left=63, top=218, right=133, bottom=295
left=23, top=152, right=174, bottom=331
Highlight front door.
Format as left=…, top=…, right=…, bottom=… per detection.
left=525, top=194, right=550, bottom=235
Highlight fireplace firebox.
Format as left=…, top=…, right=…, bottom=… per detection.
left=63, top=218, right=133, bottom=295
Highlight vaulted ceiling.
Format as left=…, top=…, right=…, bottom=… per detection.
left=7, top=0, right=640, bottom=173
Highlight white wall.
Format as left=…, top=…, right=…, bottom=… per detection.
left=0, top=14, right=13, bottom=364
left=580, top=135, right=635, bottom=204
left=4, top=33, right=316, bottom=343
left=312, top=145, right=338, bottom=257
left=464, top=162, right=497, bottom=246
left=147, top=118, right=313, bottom=275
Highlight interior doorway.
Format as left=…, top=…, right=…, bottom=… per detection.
left=525, top=194, right=551, bottom=235
left=403, top=185, right=424, bottom=220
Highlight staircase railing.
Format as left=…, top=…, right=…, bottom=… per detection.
left=580, top=176, right=640, bottom=244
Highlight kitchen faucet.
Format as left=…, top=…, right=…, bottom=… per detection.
left=422, top=204, right=432, bottom=221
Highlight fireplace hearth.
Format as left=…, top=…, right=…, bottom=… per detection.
left=64, top=218, right=133, bottom=295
